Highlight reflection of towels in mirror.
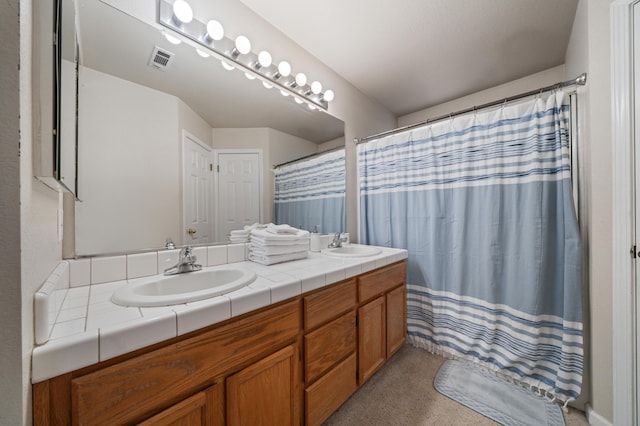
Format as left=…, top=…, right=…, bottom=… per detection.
left=229, top=223, right=265, bottom=243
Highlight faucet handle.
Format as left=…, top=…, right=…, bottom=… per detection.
left=180, top=246, right=194, bottom=259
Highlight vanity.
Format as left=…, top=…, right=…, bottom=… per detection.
left=32, top=246, right=407, bottom=425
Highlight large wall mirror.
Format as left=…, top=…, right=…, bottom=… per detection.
left=72, top=0, right=345, bottom=256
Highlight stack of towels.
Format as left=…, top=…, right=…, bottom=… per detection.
left=229, top=223, right=266, bottom=243
left=249, top=224, right=310, bottom=265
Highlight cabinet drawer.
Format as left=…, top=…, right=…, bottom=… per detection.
left=71, top=300, right=300, bottom=425
left=305, top=353, right=357, bottom=426
left=304, top=311, right=356, bottom=384
left=304, top=279, right=356, bottom=330
left=358, top=261, right=406, bottom=303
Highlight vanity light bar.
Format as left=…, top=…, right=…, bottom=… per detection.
left=157, top=0, right=331, bottom=111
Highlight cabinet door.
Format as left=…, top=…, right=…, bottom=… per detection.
left=358, top=296, right=386, bottom=385
left=386, top=285, right=406, bottom=357
left=139, top=384, right=222, bottom=426
left=227, top=344, right=300, bottom=426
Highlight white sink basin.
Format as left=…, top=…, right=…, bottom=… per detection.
left=111, top=268, right=256, bottom=307
left=321, top=245, right=382, bottom=258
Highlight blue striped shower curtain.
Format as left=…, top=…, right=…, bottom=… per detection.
left=358, top=91, right=583, bottom=403
left=274, top=149, right=346, bottom=233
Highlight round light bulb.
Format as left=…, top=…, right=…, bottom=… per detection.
left=277, top=61, right=291, bottom=77
left=245, top=72, right=256, bottom=80
left=235, top=35, right=251, bottom=55
left=221, top=61, right=235, bottom=71
left=323, top=89, right=335, bottom=102
left=164, top=32, right=182, bottom=45
left=311, top=81, right=322, bottom=95
left=295, top=73, right=307, bottom=87
left=206, top=20, right=224, bottom=41
left=258, top=51, right=272, bottom=68
left=262, top=81, right=273, bottom=89
left=280, top=90, right=290, bottom=97
left=172, top=0, right=193, bottom=24
left=294, top=98, right=303, bottom=104
left=308, top=104, right=316, bottom=110
left=196, top=49, right=210, bottom=58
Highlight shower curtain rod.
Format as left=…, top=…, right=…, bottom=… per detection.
left=273, top=145, right=345, bottom=169
left=355, top=72, right=587, bottom=145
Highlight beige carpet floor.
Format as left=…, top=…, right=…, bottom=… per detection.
left=324, top=344, right=589, bottom=426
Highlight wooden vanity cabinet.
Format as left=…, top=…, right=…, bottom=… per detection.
left=34, top=300, right=301, bottom=425
left=357, top=262, right=407, bottom=385
left=33, top=260, right=407, bottom=426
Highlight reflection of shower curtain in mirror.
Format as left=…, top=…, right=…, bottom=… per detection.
left=274, top=149, right=345, bottom=233
left=358, top=91, right=583, bottom=404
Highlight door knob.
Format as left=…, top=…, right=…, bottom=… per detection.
left=187, top=228, right=197, bottom=235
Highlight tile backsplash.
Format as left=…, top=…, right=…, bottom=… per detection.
left=34, top=261, right=70, bottom=345
left=34, top=243, right=248, bottom=346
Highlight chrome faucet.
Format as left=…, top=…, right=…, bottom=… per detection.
left=328, top=233, right=348, bottom=249
left=164, top=246, right=202, bottom=275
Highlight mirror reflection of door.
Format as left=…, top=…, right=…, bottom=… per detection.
left=183, top=133, right=212, bottom=245
left=215, top=151, right=263, bottom=242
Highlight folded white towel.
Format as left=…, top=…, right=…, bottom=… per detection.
left=250, top=236, right=309, bottom=246
left=266, top=223, right=299, bottom=235
left=230, top=229, right=250, bottom=236
left=250, top=243, right=309, bottom=256
left=230, top=236, right=249, bottom=243
left=249, top=250, right=308, bottom=265
left=251, top=228, right=310, bottom=242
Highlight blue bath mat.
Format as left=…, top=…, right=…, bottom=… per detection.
left=434, top=360, right=565, bottom=426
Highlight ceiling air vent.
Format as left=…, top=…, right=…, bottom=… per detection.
left=149, top=46, right=174, bottom=71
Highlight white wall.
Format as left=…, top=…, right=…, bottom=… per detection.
left=1, top=1, right=24, bottom=424
left=319, top=136, right=346, bottom=152
left=565, top=0, right=614, bottom=422
left=178, top=100, right=213, bottom=148
left=3, top=1, right=64, bottom=425
left=398, top=65, right=566, bottom=127
left=565, top=0, right=593, bottom=415
left=76, top=67, right=182, bottom=254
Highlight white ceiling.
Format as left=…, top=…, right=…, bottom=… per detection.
left=240, top=0, right=579, bottom=116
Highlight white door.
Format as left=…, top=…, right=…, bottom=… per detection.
left=183, top=134, right=212, bottom=245
left=215, top=151, right=262, bottom=241
left=613, top=2, right=640, bottom=423
left=634, top=4, right=640, bottom=422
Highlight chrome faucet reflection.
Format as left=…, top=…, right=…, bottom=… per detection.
left=164, top=246, right=202, bottom=275
left=328, top=233, right=348, bottom=249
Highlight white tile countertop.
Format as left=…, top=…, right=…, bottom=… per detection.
left=32, top=245, right=407, bottom=383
